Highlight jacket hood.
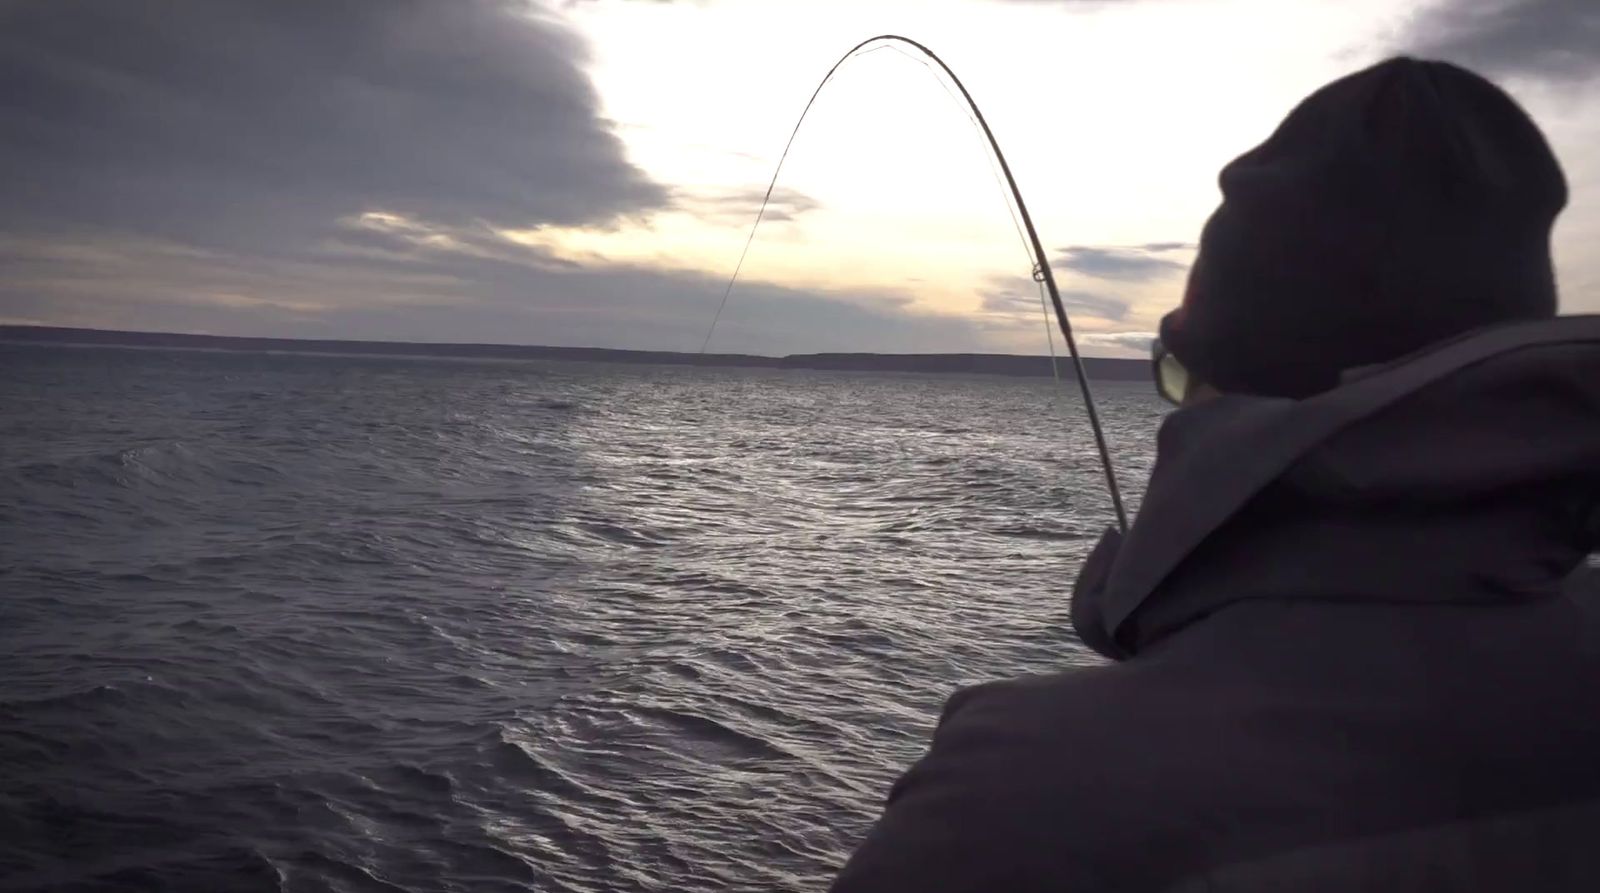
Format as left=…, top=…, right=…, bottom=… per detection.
left=1072, top=315, right=1600, bottom=660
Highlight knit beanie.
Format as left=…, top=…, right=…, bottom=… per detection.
left=1159, top=57, right=1567, bottom=398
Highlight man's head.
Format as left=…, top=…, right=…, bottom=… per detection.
left=1160, top=57, right=1568, bottom=399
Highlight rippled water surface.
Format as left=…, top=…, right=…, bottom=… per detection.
left=0, top=345, right=1162, bottom=892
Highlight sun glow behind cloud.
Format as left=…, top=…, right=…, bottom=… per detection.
left=546, top=0, right=1600, bottom=356
left=551, top=0, right=1421, bottom=347
left=503, top=42, right=1054, bottom=321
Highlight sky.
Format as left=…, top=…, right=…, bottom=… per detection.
left=1, top=0, right=1597, bottom=358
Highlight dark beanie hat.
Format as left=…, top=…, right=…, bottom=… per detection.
left=1160, top=57, right=1568, bottom=398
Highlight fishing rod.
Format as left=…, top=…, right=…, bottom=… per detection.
left=707, top=34, right=1129, bottom=534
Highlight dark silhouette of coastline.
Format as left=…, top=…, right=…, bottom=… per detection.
left=0, top=325, right=1153, bottom=381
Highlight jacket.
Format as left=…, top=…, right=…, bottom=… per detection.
left=831, top=315, right=1600, bottom=892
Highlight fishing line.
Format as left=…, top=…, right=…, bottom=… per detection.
left=706, top=34, right=1128, bottom=534
left=859, top=41, right=1065, bottom=388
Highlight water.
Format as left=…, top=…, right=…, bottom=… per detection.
left=0, top=344, right=1162, bottom=892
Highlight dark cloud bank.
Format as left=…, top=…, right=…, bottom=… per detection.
left=0, top=0, right=662, bottom=243
left=1052, top=244, right=1191, bottom=283
left=0, top=0, right=1007, bottom=354
left=1398, top=0, right=1600, bottom=83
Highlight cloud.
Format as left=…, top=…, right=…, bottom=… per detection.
left=0, top=1, right=1167, bottom=356
left=982, top=284, right=1131, bottom=323
left=1052, top=244, right=1191, bottom=283
left=1059, top=289, right=1134, bottom=322
left=675, top=186, right=821, bottom=224
left=0, top=0, right=666, bottom=252
left=980, top=290, right=1047, bottom=317
left=1138, top=241, right=1197, bottom=253
left=0, top=0, right=1015, bottom=354
left=979, top=242, right=1184, bottom=356
left=1397, top=0, right=1600, bottom=83
left=1077, top=331, right=1156, bottom=354
left=0, top=214, right=1003, bottom=355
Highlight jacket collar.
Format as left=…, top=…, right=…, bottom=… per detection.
left=1073, top=315, right=1600, bottom=659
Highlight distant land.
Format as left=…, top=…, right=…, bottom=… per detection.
left=0, top=325, right=1152, bottom=382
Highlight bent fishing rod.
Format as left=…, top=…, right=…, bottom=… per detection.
left=707, top=34, right=1129, bottom=533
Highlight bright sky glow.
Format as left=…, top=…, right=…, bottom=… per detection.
left=542, top=0, right=1600, bottom=354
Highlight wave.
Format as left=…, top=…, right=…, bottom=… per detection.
left=0, top=346, right=1155, bottom=892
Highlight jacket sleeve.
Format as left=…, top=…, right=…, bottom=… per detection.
left=828, top=681, right=1095, bottom=893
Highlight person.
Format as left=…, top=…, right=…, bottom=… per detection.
left=830, top=57, right=1600, bottom=892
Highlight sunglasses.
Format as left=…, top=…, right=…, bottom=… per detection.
left=1151, top=337, right=1190, bottom=405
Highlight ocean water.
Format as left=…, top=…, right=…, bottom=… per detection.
left=0, top=344, right=1163, bottom=892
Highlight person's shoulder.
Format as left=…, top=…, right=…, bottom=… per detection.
left=934, top=661, right=1115, bottom=740
left=898, top=658, right=1166, bottom=810
left=832, top=659, right=1213, bottom=892
left=934, top=645, right=1210, bottom=749
left=830, top=664, right=1131, bottom=892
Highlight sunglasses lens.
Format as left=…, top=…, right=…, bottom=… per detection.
left=1158, top=351, right=1189, bottom=405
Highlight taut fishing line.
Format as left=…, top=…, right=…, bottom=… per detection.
left=703, top=34, right=1128, bottom=533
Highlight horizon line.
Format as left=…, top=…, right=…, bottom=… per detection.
left=0, top=324, right=1154, bottom=381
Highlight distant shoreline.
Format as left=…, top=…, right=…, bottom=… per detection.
left=0, top=325, right=1153, bottom=381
